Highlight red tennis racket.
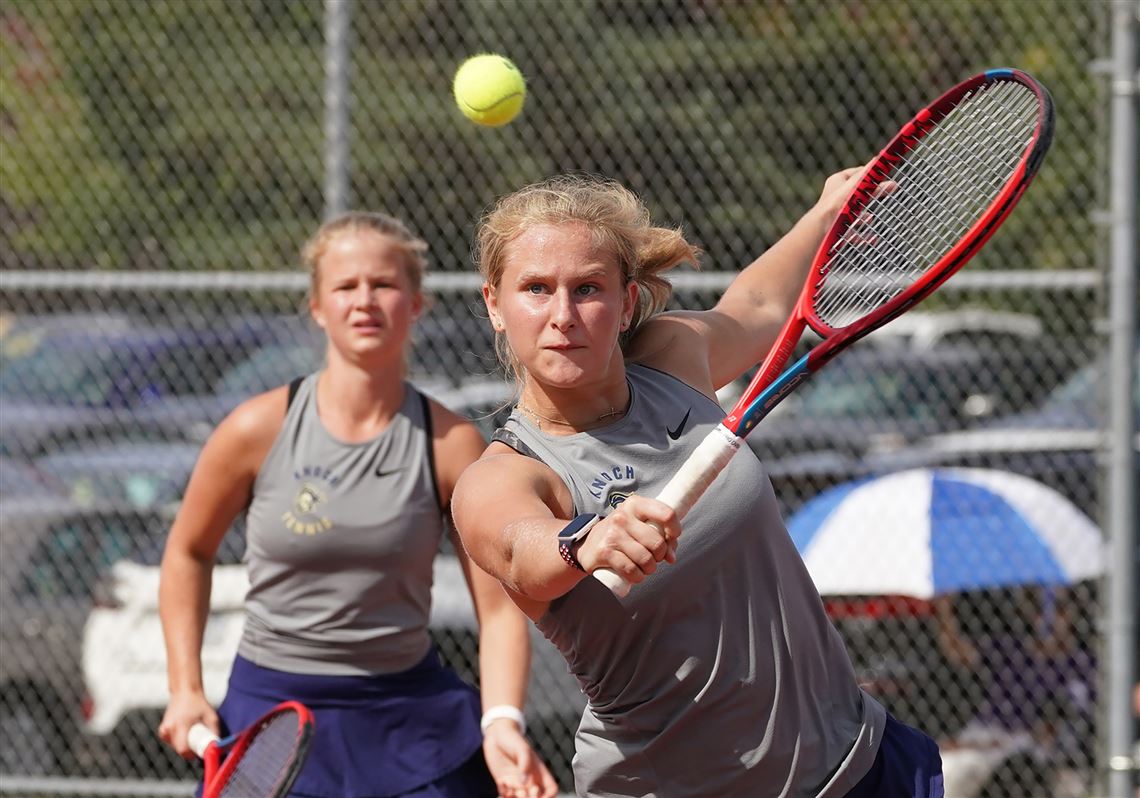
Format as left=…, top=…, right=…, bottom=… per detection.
left=595, top=68, right=1054, bottom=596
left=189, top=701, right=315, bottom=798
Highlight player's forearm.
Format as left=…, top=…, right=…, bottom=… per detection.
left=159, top=549, right=214, bottom=694
left=498, top=518, right=587, bottom=602
left=476, top=605, right=532, bottom=712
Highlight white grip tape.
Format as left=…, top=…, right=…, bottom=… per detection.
left=593, top=567, right=631, bottom=596
left=656, top=424, right=741, bottom=520
left=188, top=723, right=220, bottom=758
left=593, top=425, right=741, bottom=596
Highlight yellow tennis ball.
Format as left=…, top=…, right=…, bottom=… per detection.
left=453, top=54, right=526, bottom=127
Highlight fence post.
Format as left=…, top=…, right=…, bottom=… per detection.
left=323, top=0, right=353, bottom=221
left=1105, top=2, right=1138, bottom=797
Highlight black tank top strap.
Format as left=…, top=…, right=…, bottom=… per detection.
left=286, top=375, right=304, bottom=409
left=417, top=387, right=443, bottom=511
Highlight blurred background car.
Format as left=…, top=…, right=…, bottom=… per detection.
left=0, top=453, right=177, bottom=776
left=751, top=332, right=1077, bottom=517
left=0, top=314, right=287, bottom=461
left=0, top=309, right=502, bottom=460
left=863, top=345, right=1140, bottom=520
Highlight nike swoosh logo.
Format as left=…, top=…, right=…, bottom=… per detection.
left=374, top=465, right=402, bottom=478
left=667, top=409, right=691, bottom=440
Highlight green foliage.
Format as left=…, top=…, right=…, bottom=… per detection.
left=0, top=0, right=1106, bottom=275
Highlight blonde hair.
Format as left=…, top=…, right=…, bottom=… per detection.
left=475, top=174, right=701, bottom=382
left=301, top=211, right=429, bottom=300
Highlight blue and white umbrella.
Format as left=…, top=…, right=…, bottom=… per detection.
left=787, top=468, right=1104, bottom=598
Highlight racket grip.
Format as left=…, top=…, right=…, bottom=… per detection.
left=593, top=568, right=632, bottom=597
left=656, top=424, right=741, bottom=520
left=188, top=723, right=220, bottom=758
left=592, top=425, right=741, bottom=597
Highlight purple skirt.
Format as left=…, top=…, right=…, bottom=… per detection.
left=214, top=648, right=494, bottom=798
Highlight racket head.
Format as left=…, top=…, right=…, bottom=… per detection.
left=804, top=68, right=1054, bottom=341
left=202, top=701, right=315, bottom=798
left=727, top=69, right=1053, bottom=437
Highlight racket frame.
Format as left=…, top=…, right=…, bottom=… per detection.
left=729, top=68, right=1054, bottom=439
left=593, top=68, right=1054, bottom=596
left=191, top=700, right=315, bottom=798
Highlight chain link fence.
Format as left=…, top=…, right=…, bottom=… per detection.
left=0, top=1, right=1131, bottom=796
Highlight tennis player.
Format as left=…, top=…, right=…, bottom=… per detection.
left=158, top=212, right=557, bottom=798
left=452, top=174, right=944, bottom=796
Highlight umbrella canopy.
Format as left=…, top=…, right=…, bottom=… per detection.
left=787, top=467, right=1104, bottom=598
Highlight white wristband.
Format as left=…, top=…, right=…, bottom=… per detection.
left=480, top=704, right=526, bottom=736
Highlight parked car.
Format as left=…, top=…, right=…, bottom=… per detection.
left=863, top=346, right=1140, bottom=519
left=0, top=315, right=287, bottom=460
left=752, top=340, right=1074, bottom=516
left=0, top=456, right=178, bottom=776
left=715, top=309, right=1051, bottom=408
left=73, top=311, right=502, bottom=448
left=856, top=309, right=1045, bottom=352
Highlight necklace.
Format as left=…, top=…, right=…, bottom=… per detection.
left=517, top=402, right=625, bottom=430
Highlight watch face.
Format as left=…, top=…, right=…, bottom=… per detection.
left=559, top=513, right=598, bottom=541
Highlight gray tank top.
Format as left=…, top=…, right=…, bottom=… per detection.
left=239, top=374, right=444, bottom=676
left=494, top=365, right=886, bottom=797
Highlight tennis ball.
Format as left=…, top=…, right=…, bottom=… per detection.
left=453, top=54, right=526, bottom=127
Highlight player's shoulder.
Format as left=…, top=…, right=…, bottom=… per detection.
left=214, top=383, right=293, bottom=451
left=478, top=441, right=564, bottom=492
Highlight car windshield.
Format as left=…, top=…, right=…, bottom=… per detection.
left=0, top=339, right=120, bottom=405
left=1038, top=349, right=1140, bottom=418
left=18, top=515, right=152, bottom=599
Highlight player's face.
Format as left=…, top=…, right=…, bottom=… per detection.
left=485, top=222, right=636, bottom=390
left=310, top=230, right=422, bottom=365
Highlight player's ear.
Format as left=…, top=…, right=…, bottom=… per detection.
left=308, top=293, right=326, bottom=330
left=621, top=279, right=639, bottom=330
left=482, top=282, right=505, bottom=332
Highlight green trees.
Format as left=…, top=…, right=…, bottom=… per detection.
left=1, top=0, right=1101, bottom=276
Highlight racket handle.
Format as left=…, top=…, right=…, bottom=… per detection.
left=188, top=723, right=220, bottom=758
left=593, top=568, right=632, bottom=597
left=593, top=425, right=742, bottom=596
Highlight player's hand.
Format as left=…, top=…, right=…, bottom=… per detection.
left=482, top=720, right=559, bottom=798
left=812, top=163, right=871, bottom=226
left=158, top=689, right=219, bottom=759
left=813, top=162, right=899, bottom=238
left=575, top=495, right=680, bottom=584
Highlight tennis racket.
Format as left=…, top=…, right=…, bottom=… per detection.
left=189, top=701, right=315, bottom=798
left=595, top=67, right=1054, bottom=596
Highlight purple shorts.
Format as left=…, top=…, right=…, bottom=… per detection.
left=213, top=648, right=494, bottom=798
left=844, top=714, right=944, bottom=798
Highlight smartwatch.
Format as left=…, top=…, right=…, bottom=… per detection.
left=557, top=513, right=600, bottom=572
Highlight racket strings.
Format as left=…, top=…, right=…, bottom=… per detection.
left=216, top=712, right=304, bottom=798
left=813, top=80, right=1041, bottom=328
